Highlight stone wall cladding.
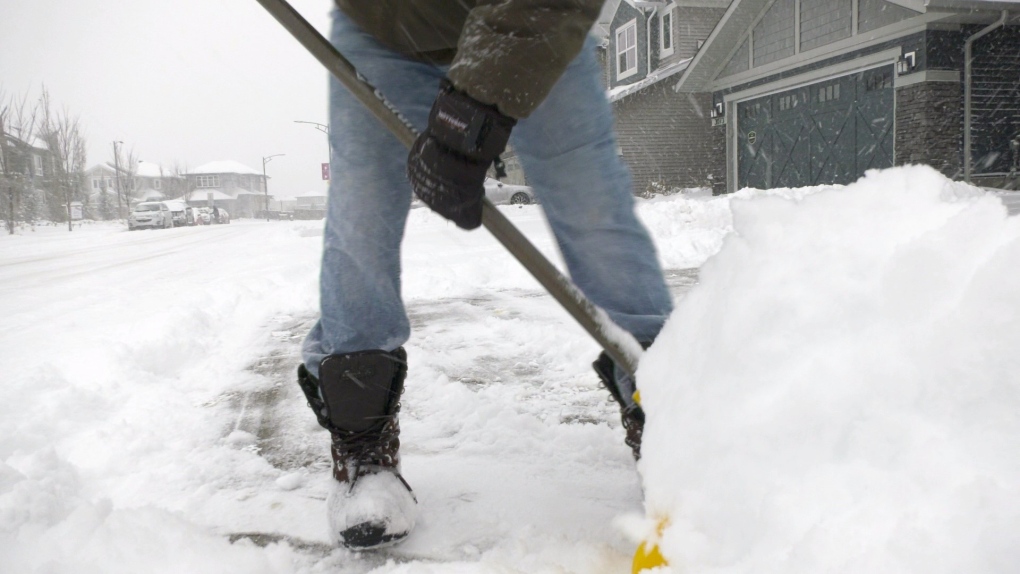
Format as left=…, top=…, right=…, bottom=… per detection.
left=612, top=84, right=725, bottom=194
left=895, top=81, right=962, bottom=178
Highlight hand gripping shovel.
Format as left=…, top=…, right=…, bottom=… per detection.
left=252, top=1, right=665, bottom=570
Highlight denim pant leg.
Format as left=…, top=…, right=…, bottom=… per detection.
left=302, top=10, right=444, bottom=377
left=512, top=35, right=674, bottom=344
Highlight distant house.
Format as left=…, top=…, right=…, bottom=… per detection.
left=186, top=161, right=267, bottom=218
left=134, top=161, right=170, bottom=201
left=294, top=189, right=327, bottom=219
left=2, top=133, right=52, bottom=180
left=85, top=160, right=183, bottom=215
left=675, top=0, right=1020, bottom=192
left=599, top=0, right=729, bottom=194
left=1, top=132, right=55, bottom=222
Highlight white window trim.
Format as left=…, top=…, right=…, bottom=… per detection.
left=33, top=154, right=44, bottom=176
left=616, top=19, right=639, bottom=81
left=197, top=174, right=220, bottom=188
left=660, top=8, right=675, bottom=57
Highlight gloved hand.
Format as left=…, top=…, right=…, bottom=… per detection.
left=407, top=79, right=516, bottom=230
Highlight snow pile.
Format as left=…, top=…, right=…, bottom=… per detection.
left=637, top=185, right=824, bottom=270
left=638, top=166, right=1020, bottom=573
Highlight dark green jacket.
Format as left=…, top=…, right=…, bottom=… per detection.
left=335, top=0, right=603, bottom=119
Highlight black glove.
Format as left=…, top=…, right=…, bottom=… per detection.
left=407, top=79, right=516, bottom=230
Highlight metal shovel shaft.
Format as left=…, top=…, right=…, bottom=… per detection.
left=253, top=0, right=642, bottom=377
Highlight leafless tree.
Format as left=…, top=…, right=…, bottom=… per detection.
left=0, top=86, right=40, bottom=234
left=109, top=143, right=140, bottom=218
left=39, top=88, right=89, bottom=230
left=168, top=160, right=194, bottom=201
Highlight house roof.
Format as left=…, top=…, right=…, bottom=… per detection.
left=85, top=163, right=116, bottom=175
left=185, top=189, right=234, bottom=201
left=609, top=57, right=694, bottom=101
left=674, top=0, right=1018, bottom=93
left=136, top=161, right=165, bottom=178
left=191, top=160, right=261, bottom=175
left=295, top=190, right=328, bottom=198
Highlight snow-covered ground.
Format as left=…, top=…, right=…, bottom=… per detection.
left=1, top=166, right=1017, bottom=573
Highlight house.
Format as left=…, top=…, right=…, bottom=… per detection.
left=85, top=160, right=183, bottom=216
left=599, top=0, right=730, bottom=194
left=134, top=161, right=170, bottom=201
left=1, top=132, right=54, bottom=222
left=675, top=0, right=1020, bottom=193
left=186, top=160, right=267, bottom=218
left=294, top=190, right=327, bottom=219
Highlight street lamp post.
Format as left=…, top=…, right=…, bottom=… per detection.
left=262, top=153, right=285, bottom=222
left=112, top=141, right=124, bottom=219
left=294, top=120, right=330, bottom=161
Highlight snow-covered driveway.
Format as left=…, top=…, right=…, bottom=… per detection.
left=0, top=209, right=696, bottom=573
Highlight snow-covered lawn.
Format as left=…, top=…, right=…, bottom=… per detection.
left=1, top=166, right=1017, bottom=573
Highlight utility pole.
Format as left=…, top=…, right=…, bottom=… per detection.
left=262, top=153, right=284, bottom=221
left=112, top=141, right=124, bottom=219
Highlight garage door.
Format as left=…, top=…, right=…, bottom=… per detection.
left=737, top=66, right=895, bottom=190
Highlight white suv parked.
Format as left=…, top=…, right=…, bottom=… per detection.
left=128, top=202, right=173, bottom=230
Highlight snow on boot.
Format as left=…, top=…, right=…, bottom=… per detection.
left=297, top=348, right=417, bottom=550
left=593, top=351, right=645, bottom=460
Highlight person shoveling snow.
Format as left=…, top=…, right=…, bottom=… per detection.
left=295, top=0, right=672, bottom=551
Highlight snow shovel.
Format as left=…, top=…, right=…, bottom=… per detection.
left=252, top=0, right=664, bottom=570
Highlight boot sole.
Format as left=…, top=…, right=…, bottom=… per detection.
left=340, top=523, right=411, bottom=551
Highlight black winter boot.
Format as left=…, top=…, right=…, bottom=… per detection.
left=593, top=352, right=645, bottom=460
left=297, top=348, right=417, bottom=550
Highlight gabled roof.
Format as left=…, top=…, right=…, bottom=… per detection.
left=674, top=0, right=1018, bottom=93
left=136, top=161, right=166, bottom=178
left=85, top=163, right=117, bottom=175
left=191, top=160, right=261, bottom=175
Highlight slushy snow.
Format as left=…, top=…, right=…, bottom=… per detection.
left=1, top=165, right=1017, bottom=573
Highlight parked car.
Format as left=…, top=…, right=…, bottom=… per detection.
left=128, top=202, right=173, bottom=230
left=162, top=200, right=191, bottom=227
left=213, top=207, right=230, bottom=224
left=484, top=177, right=535, bottom=205
left=195, top=207, right=212, bottom=225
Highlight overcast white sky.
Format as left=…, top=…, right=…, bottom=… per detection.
left=1, top=0, right=334, bottom=198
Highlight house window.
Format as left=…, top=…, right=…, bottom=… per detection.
left=197, top=175, right=219, bottom=188
left=33, top=154, right=43, bottom=176
left=153, top=179, right=161, bottom=190
left=616, top=19, right=638, bottom=80
left=660, top=9, right=674, bottom=56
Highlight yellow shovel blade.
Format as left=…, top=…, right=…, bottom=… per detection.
left=632, top=517, right=669, bottom=573
left=632, top=539, right=667, bottom=573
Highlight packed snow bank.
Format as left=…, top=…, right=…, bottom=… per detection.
left=637, top=166, right=1020, bottom=573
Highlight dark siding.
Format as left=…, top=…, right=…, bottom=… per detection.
left=721, top=37, right=751, bottom=77
left=612, top=86, right=725, bottom=193
left=968, top=25, right=1020, bottom=176
left=753, top=0, right=796, bottom=66
left=858, top=0, right=919, bottom=34
left=895, top=81, right=962, bottom=178
left=674, top=7, right=728, bottom=61
left=800, top=0, right=853, bottom=52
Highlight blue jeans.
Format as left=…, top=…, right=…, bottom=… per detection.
left=302, top=10, right=673, bottom=377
